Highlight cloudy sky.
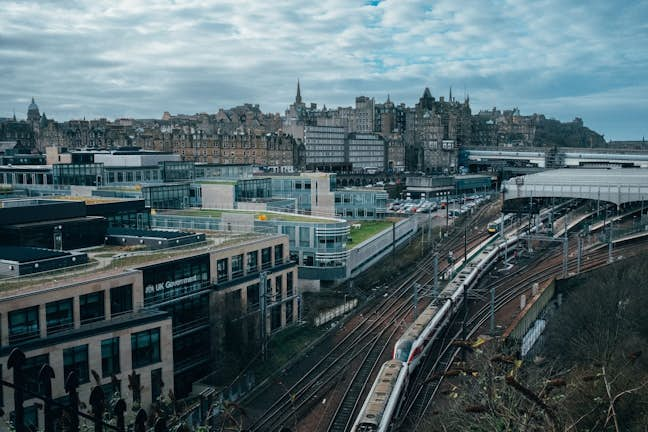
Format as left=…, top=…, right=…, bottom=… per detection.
left=1, top=0, right=647, bottom=140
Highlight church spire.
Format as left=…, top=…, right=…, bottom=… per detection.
left=296, top=80, right=302, bottom=105
left=449, top=86, right=452, bottom=102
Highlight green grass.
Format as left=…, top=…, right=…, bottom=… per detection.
left=253, top=324, right=327, bottom=378
left=346, top=220, right=394, bottom=248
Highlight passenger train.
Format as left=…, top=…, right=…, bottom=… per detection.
left=352, top=202, right=574, bottom=432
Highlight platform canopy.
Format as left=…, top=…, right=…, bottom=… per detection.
left=502, top=168, right=648, bottom=205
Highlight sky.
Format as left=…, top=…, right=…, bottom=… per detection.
left=1, top=0, right=647, bottom=140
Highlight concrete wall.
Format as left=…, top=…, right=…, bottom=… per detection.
left=201, top=184, right=235, bottom=209
left=348, top=217, right=418, bottom=278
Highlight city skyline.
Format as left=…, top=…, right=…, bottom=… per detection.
left=2, top=0, right=647, bottom=140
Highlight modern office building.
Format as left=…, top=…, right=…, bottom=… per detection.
left=303, top=125, right=346, bottom=168
left=347, top=133, right=385, bottom=173
left=0, top=232, right=298, bottom=427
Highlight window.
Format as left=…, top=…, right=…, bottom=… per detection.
left=151, top=368, right=163, bottom=401
left=131, top=328, right=161, bottom=368
left=286, top=272, right=294, bottom=297
left=246, top=251, right=258, bottom=274
left=231, top=254, right=243, bottom=278
left=261, top=247, right=272, bottom=269
left=274, top=244, right=283, bottom=265
left=9, top=306, right=40, bottom=343
left=80, top=291, right=105, bottom=324
left=130, top=372, right=141, bottom=403
left=271, top=305, right=281, bottom=331
left=286, top=300, right=294, bottom=324
left=247, top=283, right=260, bottom=312
left=24, top=405, right=38, bottom=430
left=303, top=253, right=314, bottom=266
left=275, top=275, right=283, bottom=300
left=46, top=299, right=74, bottom=335
left=217, top=258, right=229, bottom=283
left=101, top=337, right=120, bottom=378
left=299, top=227, right=310, bottom=247
left=63, top=345, right=89, bottom=384
left=21, top=354, right=49, bottom=395
left=110, top=285, right=133, bottom=317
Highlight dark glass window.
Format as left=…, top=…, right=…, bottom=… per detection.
left=142, top=255, right=209, bottom=305
left=246, top=251, right=258, bottom=274
left=22, top=354, right=49, bottom=395
left=63, top=345, right=89, bottom=384
left=151, top=368, right=163, bottom=401
left=130, top=372, right=141, bottom=403
left=80, top=291, right=105, bottom=324
left=247, top=283, right=260, bottom=312
left=9, top=306, right=40, bottom=343
left=46, top=298, right=74, bottom=335
left=286, top=300, right=294, bottom=324
left=131, top=328, right=161, bottom=368
left=163, top=293, right=209, bottom=330
left=261, top=247, right=272, bottom=269
left=24, top=405, right=38, bottom=430
left=274, top=244, right=283, bottom=265
left=286, top=272, right=294, bottom=297
left=110, top=285, right=133, bottom=317
left=101, top=337, right=120, bottom=378
left=271, top=305, right=281, bottom=331
left=217, top=258, right=228, bottom=283
left=275, top=275, right=283, bottom=300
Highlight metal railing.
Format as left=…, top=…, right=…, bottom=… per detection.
left=3, top=348, right=171, bottom=432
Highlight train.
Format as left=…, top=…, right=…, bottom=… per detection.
left=487, top=213, right=514, bottom=234
left=352, top=202, right=576, bottom=432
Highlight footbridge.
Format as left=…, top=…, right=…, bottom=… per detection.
left=502, top=169, right=648, bottom=206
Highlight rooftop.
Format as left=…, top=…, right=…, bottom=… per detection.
left=0, top=246, right=69, bottom=263
left=164, top=209, right=342, bottom=224
left=0, top=231, right=268, bottom=294
left=107, top=227, right=197, bottom=239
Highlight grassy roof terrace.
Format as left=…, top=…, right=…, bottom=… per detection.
left=164, top=209, right=341, bottom=224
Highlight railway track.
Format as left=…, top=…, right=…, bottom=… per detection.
left=400, top=232, right=648, bottom=430
left=244, top=203, right=499, bottom=430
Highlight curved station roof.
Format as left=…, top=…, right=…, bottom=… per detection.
left=503, top=168, right=648, bottom=205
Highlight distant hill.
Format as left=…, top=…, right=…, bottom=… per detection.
left=533, top=116, right=606, bottom=148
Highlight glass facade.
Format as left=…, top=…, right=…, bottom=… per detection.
left=63, top=345, right=90, bottom=384
left=101, top=337, right=120, bottom=377
left=110, top=284, right=133, bottom=317
left=142, top=183, right=191, bottom=209
left=53, top=163, right=105, bottom=186
left=80, top=291, right=105, bottom=324
left=142, top=254, right=210, bottom=305
left=9, top=306, right=40, bottom=344
left=46, top=298, right=74, bottom=335
left=131, top=328, right=161, bottom=368
left=235, top=178, right=272, bottom=201
left=161, top=161, right=195, bottom=182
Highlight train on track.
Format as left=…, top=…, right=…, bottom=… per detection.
left=487, top=213, right=514, bottom=234
left=351, top=202, right=576, bottom=432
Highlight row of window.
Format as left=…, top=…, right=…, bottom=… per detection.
left=11, top=327, right=160, bottom=402
left=6, top=285, right=132, bottom=345
left=216, top=244, right=284, bottom=283
left=246, top=272, right=295, bottom=312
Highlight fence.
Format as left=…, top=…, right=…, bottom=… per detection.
left=2, top=348, right=172, bottom=432
left=314, top=299, right=358, bottom=327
